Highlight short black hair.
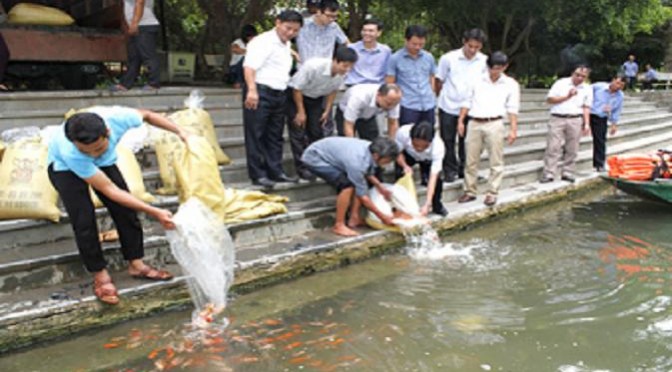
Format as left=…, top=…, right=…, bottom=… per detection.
left=613, top=74, right=627, bottom=83
left=405, top=25, right=428, bottom=40
left=64, top=112, right=107, bottom=144
left=277, top=10, right=304, bottom=26
left=369, top=137, right=399, bottom=159
left=319, top=0, right=340, bottom=12
left=363, top=18, right=383, bottom=31
left=334, top=45, right=358, bottom=63
left=487, top=51, right=509, bottom=68
left=463, top=28, right=487, bottom=43
left=410, top=121, right=434, bottom=142
left=572, top=64, right=590, bottom=74
left=378, top=83, right=401, bottom=96
left=241, top=24, right=257, bottom=41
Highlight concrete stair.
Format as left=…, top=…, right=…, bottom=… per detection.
left=1, top=86, right=671, bottom=352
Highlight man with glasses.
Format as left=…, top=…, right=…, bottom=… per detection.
left=540, top=66, right=593, bottom=183
left=296, top=0, right=349, bottom=64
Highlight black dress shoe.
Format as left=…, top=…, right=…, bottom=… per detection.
left=561, top=175, right=576, bottom=183
left=432, top=204, right=449, bottom=216
left=252, top=177, right=275, bottom=188
left=298, top=169, right=317, bottom=181
left=445, top=172, right=458, bottom=183
left=539, top=176, right=554, bottom=184
left=272, top=173, right=299, bottom=183
left=595, top=166, right=605, bottom=172
left=458, top=194, right=476, bottom=203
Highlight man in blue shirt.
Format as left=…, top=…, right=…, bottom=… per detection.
left=642, top=64, right=658, bottom=91
left=47, top=106, right=188, bottom=305
left=345, top=19, right=392, bottom=86
left=301, top=137, right=398, bottom=237
left=622, top=54, right=638, bottom=91
left=590, top=75, right=625, bottom=171
left=386, top=25, right=437, bottom=126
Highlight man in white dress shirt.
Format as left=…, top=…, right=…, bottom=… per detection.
left=435, top=29, right=488, bottom=182
left=243, top=10, right=303, bottom=188
left=456, top=52, right=520, bottom=206
left=335, top=83, right=402, bottom=140
left=540, top=65, right=593, bottom=183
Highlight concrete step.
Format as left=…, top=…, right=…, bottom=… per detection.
left=0, top=122, right=672, bottom=320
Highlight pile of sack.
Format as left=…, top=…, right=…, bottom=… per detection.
left=607, top=150, right=672, bottom=181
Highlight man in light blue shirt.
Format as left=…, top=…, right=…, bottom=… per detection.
left=590, top=75, right=625, bottom=171
left=47, top=106, right=188, bottom=305
left=622, top=54, right=638, bottom=90
left=642, top=64, right=658, bottom=91
left=295, top=0, right=348, bottom=64
left=302, top=137, right=398, bottom=237
left=386, top=25, right=437, bottom=126
left=345, top=19, right=391, bottom=86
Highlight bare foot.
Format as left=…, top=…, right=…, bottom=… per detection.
left=347, top=217, right=364, bottom=228
left=332, top=224, right=360, bottom=237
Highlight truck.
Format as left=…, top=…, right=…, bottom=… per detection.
left=0, top=0, right=127, bottom=89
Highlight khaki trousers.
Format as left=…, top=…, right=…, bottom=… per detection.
left=463, top=119, right=506, bottom=196
left=542, top=116, right=582, bottom=178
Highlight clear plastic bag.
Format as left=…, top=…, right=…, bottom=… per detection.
left=1, top=126, right=41, bottom=144
left=184, top=89, right=205, bottom=109
left=166, top=198, right=235, bottom=325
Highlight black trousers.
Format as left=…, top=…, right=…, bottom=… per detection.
left=0, top=34, right=9, bottom=83
left=625, top=76, right=636, bottom=91
left=48, top=164, right=144, bottom=273
left=394, top=151, right=443, bottom=210
left=334, top=107, right=380, bottom=140
left=439, top=110, right=469, bottom=178
left=120, top=25, right=161, bottom=88
left=243, top=85, right=287, bottom=180
left=399, top=106, right=436, bottom=126
left=287, top=93, right=328, bottom=172
left=590, top=114, right=608, bottom=169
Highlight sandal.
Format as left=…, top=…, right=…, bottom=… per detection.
left=93, top=277, right=120, bottom=305
left=130, top=265, right=174, bottom=281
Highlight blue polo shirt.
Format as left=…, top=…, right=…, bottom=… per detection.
left=590, top=82, right=624, bottom=124
left=47, top=106, right=142, bottom=179
left=622, top=61, right=638, bottom=78
left=386, top=48, right=437, bottom=111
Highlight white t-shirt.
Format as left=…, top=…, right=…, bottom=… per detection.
left=547, top=77, right=593, bottom=116
left=229, top=39, right=246, bottom=66
left=123, top=0, right=159, bottom=26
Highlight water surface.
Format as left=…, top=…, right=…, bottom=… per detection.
left=2, top=189, right=671, bottom=371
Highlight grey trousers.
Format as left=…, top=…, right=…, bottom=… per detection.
left=120, top=25, right=161, bottom=88
left=542, top=116, right=583, bottom=178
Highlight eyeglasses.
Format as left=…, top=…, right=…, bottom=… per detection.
left=323, top=12, right=338, bottom=20
left=573, top=72, right=588, bottom=78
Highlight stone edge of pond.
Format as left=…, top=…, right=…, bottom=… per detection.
left=0, top=176, right=604, bottom=354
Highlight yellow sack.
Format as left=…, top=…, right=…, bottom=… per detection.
left=168, top=108, right=231, bottom=165
left=8, top=3, right=75, bottom=26
left=174, top=136, right=287, bottom=223
left=0, top=141, right=5, bottom=162
left=0, top=138, right=60, bottom=222
left=90, top=144, right=155, bottom=208
left=153, top=130, right=186, bottom=195
left=365, top=173, right=420, bottom=232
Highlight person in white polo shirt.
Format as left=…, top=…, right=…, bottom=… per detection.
left=540, top=65, right=593, bottom=183
left=288, top=46, right=358, bottom=180
left=243, top=10, right=303, bottom=188
left=456, top=52, right=520, bottom=207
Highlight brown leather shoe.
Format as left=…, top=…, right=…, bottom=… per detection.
left=484, top=194, right=497, bottom=206
left=458, top=194, right=476, bottom=203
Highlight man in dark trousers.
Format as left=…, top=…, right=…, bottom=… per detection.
left=242, top=10, right=303, bottom=188
left=47, top=107, right=188, bottom=305
left=590, top=75, right=625, bottom=172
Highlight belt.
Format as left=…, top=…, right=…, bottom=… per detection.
left=551, top=114, right=582, bottom=118
left=471, top=116, right=502, bottom=122
left=257, top=84, right=286, bottom=96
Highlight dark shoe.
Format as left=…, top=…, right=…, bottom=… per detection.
left=484, top=194, right=497, bottom=207
left=421, top=175, right=429, bottom=187
left=539, top=176, right=554, bottom=184
left=445, top=172, right=458, bottom=183
left=458, top=194, right=476, bottom=203
left=561, top=175, right=575, bottom=183
left=595, top=166, right=605, bottom=172
left=272, top=173, right=299, bottom=183
left=298, top=169, right=317, bottom=181
left=253, top=177, right=276, bottom=188
left=432, top=203, right=449, bottom=216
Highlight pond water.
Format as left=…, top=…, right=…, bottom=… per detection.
left=2, top=189, right=672, bottom=371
